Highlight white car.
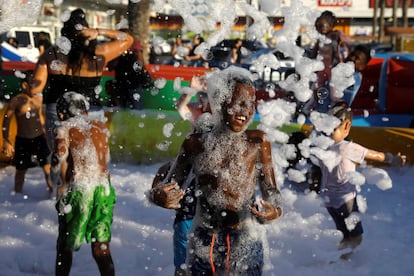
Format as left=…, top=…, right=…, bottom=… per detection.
left=1, top=26, right=54, bottom=63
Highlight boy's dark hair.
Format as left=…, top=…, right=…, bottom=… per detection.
left=225, top=74, right=255, bottom=102
left=233, top=75, right=254, bottom=88
left=353, top=44, right=372, bottom=63
left=318, top=10, right=337, bottom=27
left=208, top=67, right=255, bottom=118
left=18, top=71, right=34, bottom=94
left=56, top=91, right=89, bottom=119
left=328, top=101, right=352, bottom=122
left=196, top=91, right=208, bottom=101
left=22, top=70, right=34, bottom=84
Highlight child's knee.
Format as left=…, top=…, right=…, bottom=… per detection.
left=92, top=242, right=111, bottom=258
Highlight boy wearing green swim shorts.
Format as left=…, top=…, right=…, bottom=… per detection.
left=52, top=92, right=116, bottom=276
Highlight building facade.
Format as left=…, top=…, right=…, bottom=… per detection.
left=32, top=0, right=414, bottom=41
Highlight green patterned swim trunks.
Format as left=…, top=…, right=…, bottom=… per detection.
left=57, top=184, right=116, bottom=251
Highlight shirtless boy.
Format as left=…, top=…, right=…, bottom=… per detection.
left=307, top=10, right=350, bottom=113
left=150, top=67, right=283, bottom=275
left=2, top=71, right=52, bottom=193
left=52, top=92, right=116, bottom=276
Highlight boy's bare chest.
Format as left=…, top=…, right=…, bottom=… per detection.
left=193, top=136, right=259, bottom=210
left=16, top=97, right=40, bottom=117
left=194, top=134, right=258, bottom=178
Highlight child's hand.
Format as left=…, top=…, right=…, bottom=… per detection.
left=395, top=152, right=407, bottom=167
left=250, top=200, right=282, bottom=223
left=385, top=152, right=407, bottom=167
left=150, top=183, right=184, bottom=209
left=190, top=76, right=207, bottom=91
left=2, top=141, right=14, bottom=157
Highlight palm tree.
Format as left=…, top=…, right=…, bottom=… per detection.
left=402, top=0, right=409, bottom=27
left=128, top=0, right=151, bottom=64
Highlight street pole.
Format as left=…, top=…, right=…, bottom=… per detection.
left=379, top=0, right=385, bottom=43
left=403, top=0, right=409, bottom=27
left=373, top=0, right=379, bottom=42
left=391, top=0, right=398, bottom=47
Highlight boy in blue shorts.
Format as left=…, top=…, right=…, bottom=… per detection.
left=52, top=92, right=116, bottom=276
left=152, top=162, right=196, bottom=276
left=152, top=75, right=211, bottom=276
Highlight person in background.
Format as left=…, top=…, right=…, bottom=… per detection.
left=184, top=35, right=205, bottom=67
left=37, top=31, right=52, bottom=56
left=7, top=36, right=18, bottom=48
left=30, top=8, right=133, bottom=148
left=231, top=38, right=243, bottom=64
left=52, top=92, right=116, bottom=276
left=266, top=36, right=277, bottom=48
left=307, top=10, right=350, bottom=113
left=152, top=76, right=211, bottom=276
left=2, top=71, right=53, bottom=194
left=171, top=34, right=188, bottom=65
left=341, top=44, right=371, bottom=107
left=111, top=29, right=152, bottom=109
left=176, top=75, right=210, bottom=126
left=316, top=102, right=406, bottom=259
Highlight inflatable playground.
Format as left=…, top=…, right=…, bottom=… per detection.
left=1, top=53, right=414, bottom=164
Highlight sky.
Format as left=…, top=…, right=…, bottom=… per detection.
left=0, top=161, right=413, bottom=276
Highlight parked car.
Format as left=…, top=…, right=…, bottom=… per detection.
left=241, top=48, right=294, bottom=68
left=207, top=39, right=267, bottom=69
left=211, top=39, right=266, bottom=53
left=1, top=26, right=54, bottom=63
left=240, top=47, right=296, bottom=103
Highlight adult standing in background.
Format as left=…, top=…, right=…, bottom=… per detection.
left=111, top=29, right=153, bottom=109
left=184, top=35, right=205, bottom=67
left=171, top=34, right=188, bottom=65
left=231, top=38, right=243, bottom=64
left=30, top=8, right=133, bottom=148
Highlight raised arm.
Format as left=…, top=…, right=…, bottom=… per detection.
left=365, top=149, right=406, bottom=167
left=30, top=56, right=49, bottom=96
left=176, top=76, right=208, bottom=123
left=81, top=28, right=134, bottom=64
left=176, top=93, right=193, bottom=121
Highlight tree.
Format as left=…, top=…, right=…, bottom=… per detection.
left=128, top=0, right=151, bottom=64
